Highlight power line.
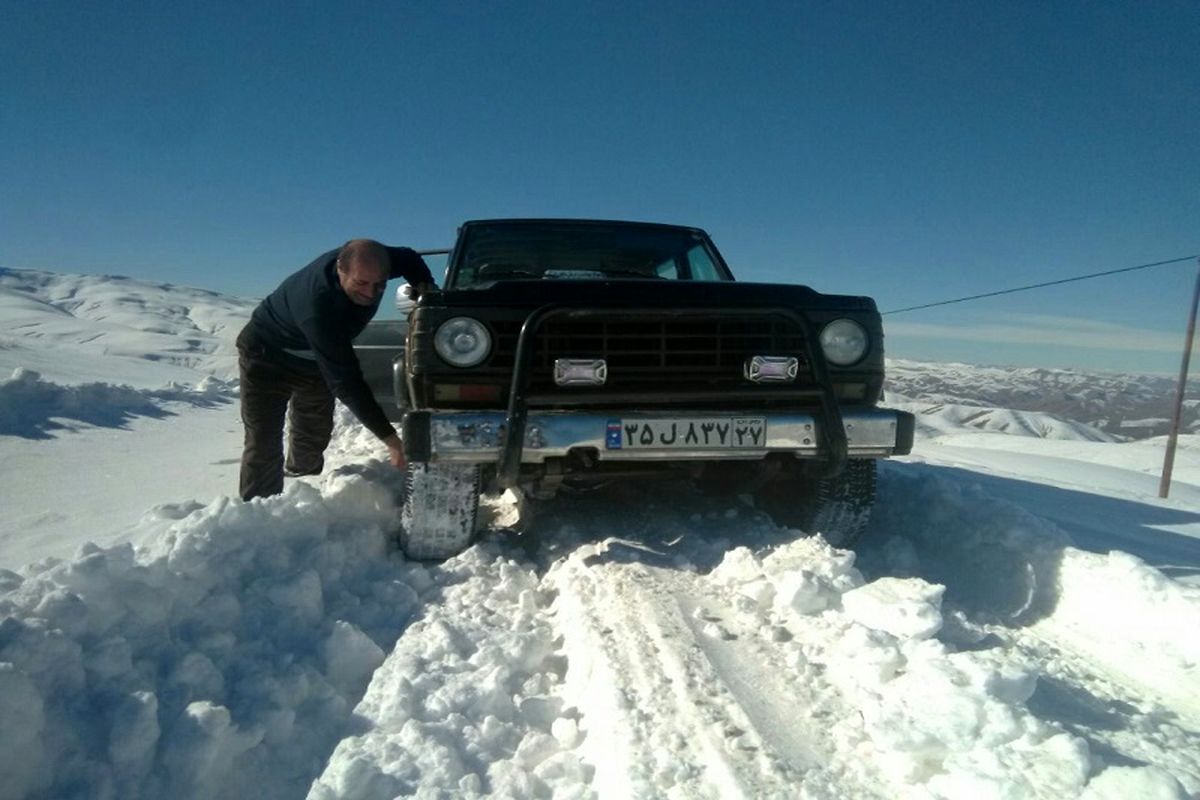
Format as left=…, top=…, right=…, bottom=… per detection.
left=882, top=255, right=1200, bottom=315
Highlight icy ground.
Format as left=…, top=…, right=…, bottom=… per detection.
left=1, top=268, right=1199, bottom=798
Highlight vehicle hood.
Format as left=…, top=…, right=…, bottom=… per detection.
left=429, top=279, right=878, bottom=312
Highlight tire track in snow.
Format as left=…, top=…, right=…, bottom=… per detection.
left=509, top=483, right=894, bottom=797
left=313, top=424, right=1197, bottom=797
left=547, top=548, right=825, bottom=798
left=677, top=593, right=831, bottom=774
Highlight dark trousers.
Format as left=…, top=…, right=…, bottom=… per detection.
left=238, top=328, right=335, bottom=500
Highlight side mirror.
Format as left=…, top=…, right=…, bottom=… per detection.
left=395, top=284, right=416, bottom=313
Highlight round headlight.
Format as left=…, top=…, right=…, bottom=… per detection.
left=819, top=319, right=868, bottom=366
left=434, top=317, right=492, bottom=367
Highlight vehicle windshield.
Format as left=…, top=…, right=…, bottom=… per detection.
left=448, top=222, right=733, bottom=288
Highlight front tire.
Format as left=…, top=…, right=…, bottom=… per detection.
left=755, top=459, right=877, bottom=548
left=400, top=462, right=481, bottom=560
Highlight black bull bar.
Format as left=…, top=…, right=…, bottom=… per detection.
left=463, top=304, right=852, bottom=489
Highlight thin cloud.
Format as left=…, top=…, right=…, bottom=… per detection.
left=886, top=313, right=1184, bottom=353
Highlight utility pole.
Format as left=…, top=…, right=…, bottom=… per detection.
left=1160, top=258, right=1200, bottom=498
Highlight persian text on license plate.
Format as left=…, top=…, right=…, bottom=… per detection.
left=605, top=417, right=766, bottom=449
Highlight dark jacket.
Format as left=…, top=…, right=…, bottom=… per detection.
left=242, top=246, right=434, bottom=440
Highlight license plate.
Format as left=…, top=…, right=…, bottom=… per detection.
left=605, top=417, right=767, bottom=449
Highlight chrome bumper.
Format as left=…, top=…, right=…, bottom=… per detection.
left=413, top=408, right=913, bottom=463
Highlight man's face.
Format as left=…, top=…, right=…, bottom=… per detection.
left=338, top=261, right=388, bottom=306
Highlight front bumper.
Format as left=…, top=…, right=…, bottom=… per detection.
left=403, top=408, right=914, bottom=464
left=406, top=302, right=905, bottom=489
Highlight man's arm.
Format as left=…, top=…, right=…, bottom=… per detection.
left=386, top=246, right=436, bottom=294
left=297, top=308, right=407, bottom=466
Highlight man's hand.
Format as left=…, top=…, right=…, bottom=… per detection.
left=408, top=281, right=436, bottom=302
left=383, top=433, right=406, bottom=469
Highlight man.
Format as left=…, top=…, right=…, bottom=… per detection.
left=236, top=239, right=435, bottom=500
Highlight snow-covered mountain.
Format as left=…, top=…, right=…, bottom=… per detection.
left=887, top=357, right=1195, bottom=441
left=1, top=268, right=1198, bottom=799
left=2, top=266, right=1191, bottom=441
left=0, top=267, right=255, bottom=387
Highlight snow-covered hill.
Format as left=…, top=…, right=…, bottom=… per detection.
left=1, top=268, right=1198, bottom=799
left=887, top=357, right=1196, bottom=441
left=1, top=266, right=1190, bottom=441
left=0, top=267, right=255, bottom=387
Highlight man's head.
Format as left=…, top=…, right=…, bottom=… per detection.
left=336, top=239, right=389, bottom=306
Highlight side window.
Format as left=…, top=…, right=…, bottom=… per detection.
left=686, top=244, right=723, bottom=281
left=654, top=257, right=679, bottom=279
left=423, top=253, right=449, bottom=287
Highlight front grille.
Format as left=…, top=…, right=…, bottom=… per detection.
left=490, top=315, right=811, bottom=392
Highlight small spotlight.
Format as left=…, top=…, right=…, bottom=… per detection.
left=554, top=358, right=608, bottom=386
left=745, top=355, right=798, bottom=383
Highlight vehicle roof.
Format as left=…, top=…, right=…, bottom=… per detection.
left=459, top=218, right=711, bottom=237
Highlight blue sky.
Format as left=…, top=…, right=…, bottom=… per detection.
left=2, top=1, right=1197, bottom=373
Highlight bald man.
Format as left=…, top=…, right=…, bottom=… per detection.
left=236, top=239, right=435, bottom=500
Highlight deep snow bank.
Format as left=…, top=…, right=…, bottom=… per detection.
left=1, top=416, right=1198, bottom=797
left=0, top=464, right=420, bottom=800
left=868, top=467, right=1200, bottom=690
left=706, top=538, right=1098, bottom=798
left=539, top=521, right=1191, bottom=799
left=865, top=468, right=1200, bottom=793
left=0, top=368, right=236, bottom=438
left=308, top=540, right=590, bottom=800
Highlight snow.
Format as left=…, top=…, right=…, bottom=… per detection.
left=0, top=373, right=243, bottom=568
left=0, top=268, right=253, bottom=387
left=886, top=357, right=1197, bottom=440
left=0, top=268, right=1198, bottom=798
left=0, top=367, right=235, bottom=439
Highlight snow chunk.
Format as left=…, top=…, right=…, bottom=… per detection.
left=841, top=577, right=945, bottom=640
left=515, top=730, right=561, bottom=769
left=712, top=538, right=865, bottom=619
left=266, top=568, right=325, bottom=623
left=162, top=701, right=263, bottom=794
left=1082, top=765, right=1187, bottom=800
left=773, top=569, right=831, bottom=615
left=551, top=717, right=583, bottom=749
left=0, top=663, right=48, bottom=800
left=324, top=620, right=386, bottom=695
left=107, top=690, right=160, bottom=791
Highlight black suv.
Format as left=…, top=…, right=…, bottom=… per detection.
left=354, top=219, right=914, bottom=559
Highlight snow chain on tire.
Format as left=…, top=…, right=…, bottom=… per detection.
left=400, top=462, right=481, bottom=561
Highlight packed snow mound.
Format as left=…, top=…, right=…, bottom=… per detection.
left=862, top=468, right=1200, bottom=795
left=0, top=464, right=420, bottom=800
left=1, top=454, right=1197, bottom=797
left=0, top=368, right=236, bottom=438
left=869, top=468, right=1200, bottom=717
left=704, top=539, right=1095, bottom=797
left=886, top=358, right=1195, bottom=440
left=0, top=268, right=255, bottom=387
left=308, top=543, right=582, bottom=800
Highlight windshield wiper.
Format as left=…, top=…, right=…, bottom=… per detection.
left=475, top=265, right=540, bottom=280
left=593, top=269, right=667, bottom=280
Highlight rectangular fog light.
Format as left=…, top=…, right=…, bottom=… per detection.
left=554, top=358, right=607, bottom=386
left=745, top=355, right=798, bottom=383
